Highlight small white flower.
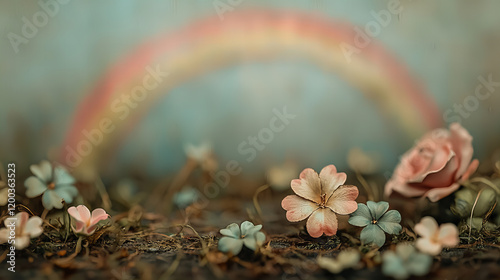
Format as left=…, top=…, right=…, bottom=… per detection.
left=184, top=142, right=218, bottom=171
left=382, top=243, right=432, bottom=279
left=317, top=249, right=361, bottom=273
left=0, top=212, right=43, bottom=250
left=414, top=216, right=459, bottom=256
left=218, top=221, right=266, bottom=255
left=24, top=160, right=78, bottom=210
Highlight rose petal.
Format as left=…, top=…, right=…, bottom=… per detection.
left=385, top=179, right=428, bottom=198
left=416, top=237, right=442, bottom=255
left=25, top=177, right=48, bottom=198
left=306, top=208, right=338, bottom=238
left=282, top=195, right=318, bottom=222
left=460, top=159, right=479, bottom=181
left=437, top=223, right=459, bottom=247
left=30, top=160, right=52, bottom=183
left=360, top=224, right=386, bottom=247
left=448, top=123, right=475, bottom=180
left=424, top=183, right=460, bottom=203
left=326, top=185, right=358, bottom=215
left=414, top=216, right=438, bottom=238
left=407, top=140, right=454, bottom=182
left=419, top=155, right=458, bottom=188
left=291, top=168, right=321, bottom=204
left=319, top=165, right=346, bottom=198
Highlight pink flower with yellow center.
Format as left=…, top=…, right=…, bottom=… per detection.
left=281, top=165, right=359, bottom=238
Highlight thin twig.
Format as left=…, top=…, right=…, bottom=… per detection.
left=468, top=189, right=484, bottom=243
left=95, top=176, right=112, bottom=211
left=355, top=171, right=375, bottom=201
left=175, top=224, right=208, bottom=255
left=17, top=204, right=35, bottom=216
left=253, top=184, right=270, bottom=222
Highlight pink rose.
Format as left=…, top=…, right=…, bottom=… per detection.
left=385, top=123, right=479, bottom=202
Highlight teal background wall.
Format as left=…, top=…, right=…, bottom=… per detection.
left=1, top=0, right=499, bottom=178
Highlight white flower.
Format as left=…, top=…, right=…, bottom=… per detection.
left=317, top=249, right=361, bottom=273
left=414, top=216, right=459, bottom=256
left=24, top=160, right=78, bottom=210
left=382, top=243, right=432, bottom=279
left=184, top=142, right=218, bottom=171
left=218, top=221, right=266, bottom=255
left=0, top=212, right=43, bottom=250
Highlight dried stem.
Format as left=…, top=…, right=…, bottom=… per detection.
left=95, top=176, right=112, bottom=211
left=355, top=171, right=375, bottom=201
left=468, top=189, right=484, bottom=243
left=253, top=184, right=270, bottom=223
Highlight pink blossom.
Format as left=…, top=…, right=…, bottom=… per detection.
left=385, top=123, right=479, bottom=202
left=67, top=205, right=109, bottom=236
left=281, top=165, right=359, bottom=238
left=0, top=212, right=43, bottom=250
left=414, top=216, right=459, bottom=255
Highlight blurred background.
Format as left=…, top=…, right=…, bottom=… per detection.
left=1, top=0, right=499, bottom=182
